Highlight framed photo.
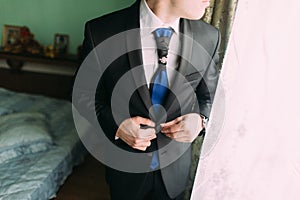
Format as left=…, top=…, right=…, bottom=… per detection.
left=54, top=34, right=69, bottom=54
left=2, top=25, right=22, bottom=47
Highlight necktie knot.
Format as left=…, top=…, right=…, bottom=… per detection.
left=153, top=28, right=174, bottom=65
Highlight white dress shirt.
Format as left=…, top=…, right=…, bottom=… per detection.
left=115, top=0, right=181, bottom=141
left=140, top=0, right=181, bottom=88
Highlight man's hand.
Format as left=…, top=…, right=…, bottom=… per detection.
left=116, top=116, right=156, bottom=151
left=161, top=113, right=203, bottom=143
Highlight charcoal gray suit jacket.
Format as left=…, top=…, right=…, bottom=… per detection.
left=77, top=0, right=220, bottom=198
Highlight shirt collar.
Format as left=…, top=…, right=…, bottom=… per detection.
left=140, top=0, right=180, bottom=36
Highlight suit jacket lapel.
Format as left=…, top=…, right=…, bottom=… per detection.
left=124, top=3, right=197, bottom=121
left=164, top=19, right=194, bottom=116
left=177, top=19, right=194, bottom=76
left=125, top=1, right=152, bottom=111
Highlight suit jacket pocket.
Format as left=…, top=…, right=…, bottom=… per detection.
left=184, top=72, right=201, bottom=82
left=184, top=72, right=202, bottom=89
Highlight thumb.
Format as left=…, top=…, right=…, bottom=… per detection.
left=133, top=116, right=155, bottom=127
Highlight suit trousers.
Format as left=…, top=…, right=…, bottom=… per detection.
left=107, top=168, right=184, bottom=200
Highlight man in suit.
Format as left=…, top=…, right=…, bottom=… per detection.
left=76, top=0, right=220, bottom=199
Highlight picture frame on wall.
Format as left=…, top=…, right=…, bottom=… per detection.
left=2, top=25, right=22, bottom=47
left=54, top=33, right=69, bottom=55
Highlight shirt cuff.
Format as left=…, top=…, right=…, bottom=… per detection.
left=199, top=114, right=209, bottom=136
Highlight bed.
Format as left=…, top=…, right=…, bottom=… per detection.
left=0, top=87, right=87, bottom=200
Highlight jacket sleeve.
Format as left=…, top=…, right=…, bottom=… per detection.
left=72, top=22, right=119, bottom=142
left=195, top=30, right=221, bottom=118
left=72, top=22, right=95, bottom=118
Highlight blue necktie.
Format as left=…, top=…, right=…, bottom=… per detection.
left=150, top=28, right=174, bottom=170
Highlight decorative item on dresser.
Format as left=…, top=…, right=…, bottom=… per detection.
left=2, top=25, right=22, bottom=48
left=2, top=25, right=43, bottom=55
left=54, top=34, right=69, bottom=55
left=0, top=24, right=79, bottom=73
left=0, top=49, right=79, bottom=71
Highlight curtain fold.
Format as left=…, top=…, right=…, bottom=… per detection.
left=203, top=0, right=239, bottom=69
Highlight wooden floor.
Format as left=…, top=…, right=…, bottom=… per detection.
left=53, top=154, right=111, bottom=200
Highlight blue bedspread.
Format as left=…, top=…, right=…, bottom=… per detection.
left=0, top=88, right=86, bottom=200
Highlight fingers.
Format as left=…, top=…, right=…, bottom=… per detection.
left=132, top=116, right=155, bottom=127
left=161, top=122, right=183, bottom=134
left=139, top=128, right=156, bottom=140
left=131, top=139, right=152, bottom=151
left=161, top=113, right=200, bottom=143
left=164, top=128, right=196, bottom=143
left=118, top=115, right=200, bottom=150
left=120, top=129, right=156, bottom=151
left=161, top=116, right=183, bottom=128
left=165, top=131, right=194, bottom=143
left=162, top=121, right=186, bottom=141
left=131, top=117, right=156, bottom=139
left=121, top=135, right=152, bottom=151
left=117, top=117, right=156, bottom=151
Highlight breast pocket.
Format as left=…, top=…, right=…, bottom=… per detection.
left=184, top=72, right=201, bottom=89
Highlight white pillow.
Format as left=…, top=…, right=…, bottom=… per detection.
left=0, top=107, right=13, bottom=116
left=0, top=112, right=54, bottom=163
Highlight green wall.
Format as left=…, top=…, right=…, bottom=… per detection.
left=0, top=0, right=135, bottom=54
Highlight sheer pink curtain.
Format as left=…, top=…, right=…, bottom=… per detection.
left=191, top=0, right=300, bottom=199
